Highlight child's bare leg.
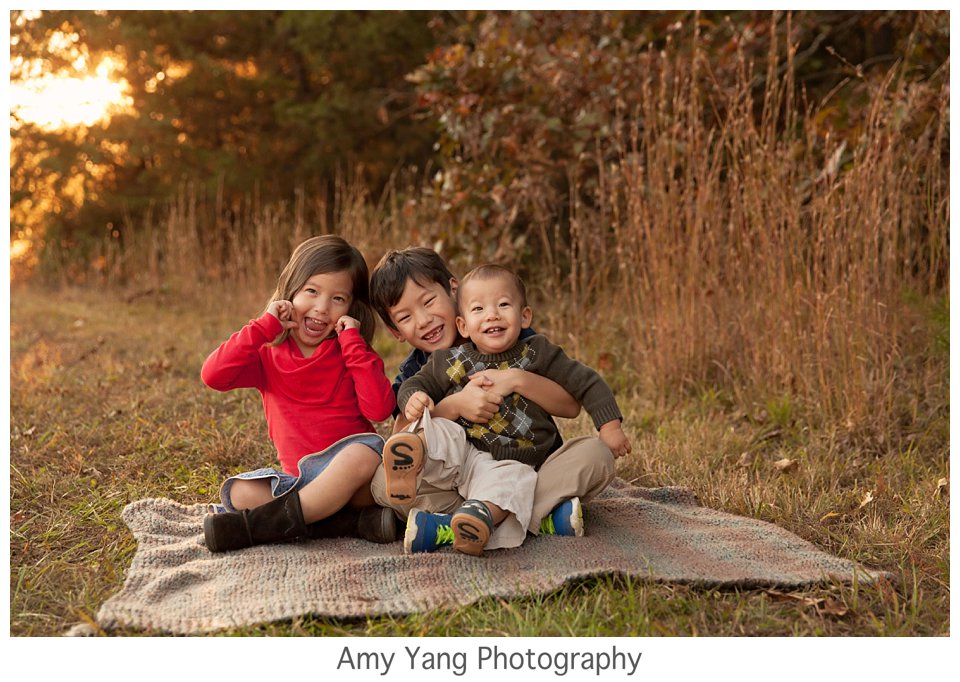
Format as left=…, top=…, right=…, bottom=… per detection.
left=296, top=443, right=381, bottom=523
left=204, top=444, right=390, bottom=552
left=349, top=483, right=377, bottom=508
left=482, top=502, right=506, bottom=525
left=227, top=479, right=275, bottom=510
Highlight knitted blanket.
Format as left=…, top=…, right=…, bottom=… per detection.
left=96, top=479, right=888, bottom=634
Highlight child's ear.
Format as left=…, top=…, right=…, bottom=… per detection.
left=448, top=277, right=459, bottom=296
left=521, top=306, right=533, bottom=328
left=456, top=316, right=469, bottom=338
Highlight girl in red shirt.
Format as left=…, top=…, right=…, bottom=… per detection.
left=201, top=235, right=397, bottom=552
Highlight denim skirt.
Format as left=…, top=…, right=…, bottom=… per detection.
left=216, top=432, right=385, bottom=512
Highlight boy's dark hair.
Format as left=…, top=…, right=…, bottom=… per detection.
left=457, top=263, right=528, bottom=313
left=370, top=247, right=456, bottom=330
left=270, top=234, right=376, bottom=344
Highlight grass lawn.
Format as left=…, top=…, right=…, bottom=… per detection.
left=9, top=285, right=949, bottom=637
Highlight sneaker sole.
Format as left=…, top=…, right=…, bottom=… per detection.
left=568, top=498, right=585, bottom=537
left=402, top=509, right=424, bottom=554
left=383, top=432, right=424, bottom=506
left=202, top=514, right=219, bottom=552
left=451, top=512, right=490, bottom=557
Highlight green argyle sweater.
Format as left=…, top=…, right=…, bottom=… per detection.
left=397, top=334, right=623, bottom=469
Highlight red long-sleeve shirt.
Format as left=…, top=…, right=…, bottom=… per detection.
left=201, top=312, right=395, bottom=475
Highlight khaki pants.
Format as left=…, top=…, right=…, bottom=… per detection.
left=370, top=413, right=616, bottom=539
left=371, top=411, right=536, bottom=550
left=527, top=435, right=615, bottom=534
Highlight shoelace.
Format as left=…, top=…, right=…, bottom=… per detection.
left=435, top=524, right=455, bottom=546
left=539, top=514, right=557, bottom=535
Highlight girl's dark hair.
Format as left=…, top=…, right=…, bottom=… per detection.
left=269, top=235, right=376, bottom=344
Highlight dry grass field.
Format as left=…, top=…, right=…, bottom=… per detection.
left=9, top=31, right=948, bottom=638
left=9, top=282, right=948, bottom=636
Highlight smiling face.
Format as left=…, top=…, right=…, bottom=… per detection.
left=455, top=273, right=533, bottom=355
left=288, top=271, right=354, bottom=356
left=386, top=276, right=461, bottom=353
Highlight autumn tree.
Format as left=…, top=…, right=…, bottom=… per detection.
left=408, top=10, right=948, bottom=266
left=11, top=10, right=443, bottom=270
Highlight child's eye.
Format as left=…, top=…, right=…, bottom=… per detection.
left=334, top=296, right=346, bottom=303
left=425, top=296, right=435, bottom=306
left=471, top=306, right=483, bottom=313
left=397, top=315, right=410, bottom=324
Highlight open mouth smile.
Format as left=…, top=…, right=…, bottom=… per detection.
left=303, top=317, right=330, bottom=337
left=421, top=325, right=445, bottom=344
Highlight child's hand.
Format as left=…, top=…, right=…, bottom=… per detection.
left=266, top=300, right=298, bottom=330
left=472, top=368, right=520, bottom=396
left=454, top=374, right=503, bottom=423
left=335, top=315, right=361, bottom=334
left=404, top=391, right=435, bottom=421
left=599, top=420, right=631, bottom=458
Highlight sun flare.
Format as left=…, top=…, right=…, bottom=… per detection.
left=10, top=57, right=133, bottom=130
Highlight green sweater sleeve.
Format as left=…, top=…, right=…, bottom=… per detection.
left=529, top=335, right=623, bottom=430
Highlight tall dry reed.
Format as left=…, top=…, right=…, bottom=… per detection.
left=83, top=28, right=946, bottom=433
left=545, top=25, right=948, bottom=432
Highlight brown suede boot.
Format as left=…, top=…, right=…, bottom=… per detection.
left=203, top=490, right=308, bottom=553
left=304, top=505, right=398, bottom=544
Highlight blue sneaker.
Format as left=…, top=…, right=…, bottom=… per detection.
left=404, top=509, right=454, bottom=554
left=539, top=497, right=584, bottom=537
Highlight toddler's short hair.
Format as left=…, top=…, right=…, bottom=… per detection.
left=370, top=247, right=456, bottom=330
left=457, top=264, right=528, bottom=313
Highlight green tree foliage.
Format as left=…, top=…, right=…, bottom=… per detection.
left=11, top=10, right=442, bottom=265
left=10, top=10, right=948, bottom=280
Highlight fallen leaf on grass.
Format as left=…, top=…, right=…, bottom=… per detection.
left=815, top=598, right=849, bottom=617
left=773, top=458, right=798, bottom=473
left=736, top=452, right=754, bottom=468
left=935, top=478, right=948, bottom=498
left=858, top=490, right=875, bottom=510
left=763, top=590, right=849, bottom=618
left=763, top=590, right=820, bottom=606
